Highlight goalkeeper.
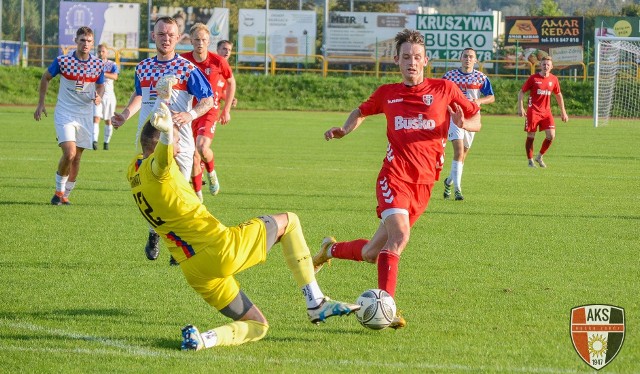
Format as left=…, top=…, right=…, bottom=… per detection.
left=127, top=103, right=360, bottom=350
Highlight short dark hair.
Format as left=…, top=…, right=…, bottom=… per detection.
left=76, top=27, right=94, bottom=38
left=155, top=16, right=177, bottom=28
left=395, top=29, right=424, bottom=57
left=217, top=40, right=232, bottom=49
left=140, top=121, right=160, bottom=154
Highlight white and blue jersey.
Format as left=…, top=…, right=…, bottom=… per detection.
left=48, top=51, right=105, bottom=116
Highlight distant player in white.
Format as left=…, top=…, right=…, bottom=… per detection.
left=92, top=43, right=119, bottom=151
left=442, top=48, right=495, bottom=201
left=34, top=26, right=105, bottom=205
left=112, top=16, right=213, bottom=262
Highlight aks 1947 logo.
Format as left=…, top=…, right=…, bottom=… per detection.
left=570, top=305, right=625, bottom=370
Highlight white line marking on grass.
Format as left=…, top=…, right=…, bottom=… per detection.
left=0, top=319, right=581, bottom=373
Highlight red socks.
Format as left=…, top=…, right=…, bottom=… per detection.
left=540, top=138, right=552, bottom=155
left=204, top=160, right=214, bottom=173
left=331, top=239, right=368, bottom=261
left=377, top=250, right=399, bottom=298
left=525, top=137, right=535, bottom=159
left=191, top=173, right=203, bottom=192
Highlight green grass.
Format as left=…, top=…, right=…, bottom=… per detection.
left=0, top=108, right=638, bottom=373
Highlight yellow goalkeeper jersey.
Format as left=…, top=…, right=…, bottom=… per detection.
left=127, top=142, right=228, bottom=263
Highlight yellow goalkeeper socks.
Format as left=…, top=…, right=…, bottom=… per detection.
left=201, top=320, right=269, bottom=348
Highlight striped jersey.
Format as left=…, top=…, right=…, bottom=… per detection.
left=442, top=69, right=494, bottom=101
left=47, top=51, right=105, bottom=116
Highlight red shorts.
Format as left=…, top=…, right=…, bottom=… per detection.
left=375, top=170, right=433, bottom=227
left=191, top=112, right=217, bottom=140
left=525, top=111, right=555, bottom=132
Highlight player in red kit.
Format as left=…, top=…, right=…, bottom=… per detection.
left=182, top=23, right=236, bottom=199
left=313, top=29, right=481, bottom=329
left=517, top=56, right=568, bottom=168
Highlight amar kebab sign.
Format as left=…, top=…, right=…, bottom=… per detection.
left=504, top=17, right=584, bottom=67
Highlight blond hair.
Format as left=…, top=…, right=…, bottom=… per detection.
left=189, top=23, right=210, bottom=37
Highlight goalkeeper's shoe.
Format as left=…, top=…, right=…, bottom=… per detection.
left=51, top=192, right=71, bottom=206
left=151, top=102, right=172, bottom=133
left=535, top=154, right=547, bottom=168
left=307, top=297, right=360, bottom=324
left=181, top=325, right=204, bottom=351
left=145, top=232, right=160, bottom=261
left=454, top=190, right=464, bottom=201
left=528, top=159, right=537, bottom=168
left=313, top=237, right=335, bottom=274
left=389, top=311, right=407, bottom=330
left=443, top=177, right=452, bottom=199
left=208, top=170, right=220, bottom=196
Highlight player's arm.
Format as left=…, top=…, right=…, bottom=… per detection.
left=94, top=83, right=105, bottom=106
left=149, top=103, right=174, bottom=176
left=325, top=108, right=366, bottom=140
left=517, top=90, right=526, bottom=117
left=34, top=71, right=53, bottom=121
left=475, top=94, right=495, bottom=106
left=475, top=77, right=495, bottom=106
left=219, top=76, right=236, bottom=125
left=449, top=103, right=481, bottom=132
left=112, top=91, right=142, bottom=128
left=554, top=92, right=569, bottom=122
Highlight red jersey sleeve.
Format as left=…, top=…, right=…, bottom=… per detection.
left=358, top=85, right=387, bottom=116
left=521, top=75, right=535, bottom=93
left=552, top=75, right=561, bottom=94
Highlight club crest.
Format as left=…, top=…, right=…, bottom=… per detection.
left=423, top=94, right=433, bottom=106
left=570, top=305, right=625, bottom=370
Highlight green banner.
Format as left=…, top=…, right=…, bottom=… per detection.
left=595, top=16, right=640, bottom=39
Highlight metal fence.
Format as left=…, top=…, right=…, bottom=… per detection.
left=20, top=44, right=602, bottom=81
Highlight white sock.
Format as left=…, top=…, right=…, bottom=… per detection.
left=104, top=125, right=113, bottom=143
left=55, top=173, right=68, bottom=193
left=302, top=281, right=325, bottom=309
left=200, top=329, right=218, bottom=348
left=63, top=181, right=76, bottom=198
left=93, top=122, right=99, bottom=142
left=451, top=160, right=463, bottom=191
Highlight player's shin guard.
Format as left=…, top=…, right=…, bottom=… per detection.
left=204, top=320, right=269, bottom=347
left=203, top=160, right=215, bottom=173
left=191, top=173, right=203, bottom=193
left=377, top=250, right=400, bottom=298
left=281, top=212, right=315, bottom=287
left=332, top=239, right=368, bottom=261
left=525, top=138, right=535, bottom=159
left=540, top=138, right=553, bottom=155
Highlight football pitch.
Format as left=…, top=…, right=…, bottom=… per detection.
left=1, top=107, right=638, bottom=372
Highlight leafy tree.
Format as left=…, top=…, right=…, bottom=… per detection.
left=529, top=0, right=565, bottom=16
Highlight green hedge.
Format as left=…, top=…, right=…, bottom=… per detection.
left=2, top=66, right=594, bottom=116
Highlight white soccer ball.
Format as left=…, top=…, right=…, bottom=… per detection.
left=355, top=289, right=396, bottom=330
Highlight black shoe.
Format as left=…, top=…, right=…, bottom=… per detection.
left=443, top=178, right=452, bottom=199
left=454, top=190, right=464, bottom=201
left=169, top=256, right=179, bottom=266
left=103, top=142, right=109, bottom=150
left=145, top=232, right=160, bottom=260
left=92, top=141, right=98, bottom=150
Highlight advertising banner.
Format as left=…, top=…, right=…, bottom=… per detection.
left=238, top=9, right=316, bottom=63
left=59, top=2, right=140, bottom=59
left=149, top=6, right=229, bottom=52
left=595, top=16, right=640, bottom=38
left=325, top=12, right=416, bottom=61
left=504, top=17, right=584, bottom=68
left=0, top=40, right=27, bottom=66
left=416, top=14, right=494, bottom=62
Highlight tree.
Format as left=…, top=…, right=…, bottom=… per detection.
left=529, top=0, right=565, bottom=17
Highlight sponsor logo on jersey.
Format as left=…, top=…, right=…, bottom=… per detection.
left=394, top=115, right=436, bottom=130
left=536, top=89, right=552, bottom=96
left=571, top=305, right=625, bottom=370
left=423, top=94, right=433, bottom=105
left=387, top=98, right=403, bottom=104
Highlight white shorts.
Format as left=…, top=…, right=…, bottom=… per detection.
left=448, top=120, right=475, bottom=149
left=54, top=110, right=93, bottom=149
left=176, top=124, right=195, bottom=180
left=94, top=95, right=117, bottom=120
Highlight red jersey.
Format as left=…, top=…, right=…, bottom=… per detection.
left=359, top=79, right=480, bottom=184
left=521, top=73, right=561, bottom=115
left=181, top=51, right=233, bottom=123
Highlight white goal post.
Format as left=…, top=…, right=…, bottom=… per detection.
left=593, top=36, right=640, bottom=127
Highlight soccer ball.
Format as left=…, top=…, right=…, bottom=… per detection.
left=355, top=289, right=396, bottom=330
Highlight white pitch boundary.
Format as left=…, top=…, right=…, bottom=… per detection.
left=0, top=319, right=579, bottom=373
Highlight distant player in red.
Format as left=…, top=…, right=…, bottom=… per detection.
left=182, top=23, right=236, bottom=200
left=517, top=56, right=568, bottom=168
left=313, top=29, right=481, bottom=329
left=216, top=40, right=238, bottom=108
